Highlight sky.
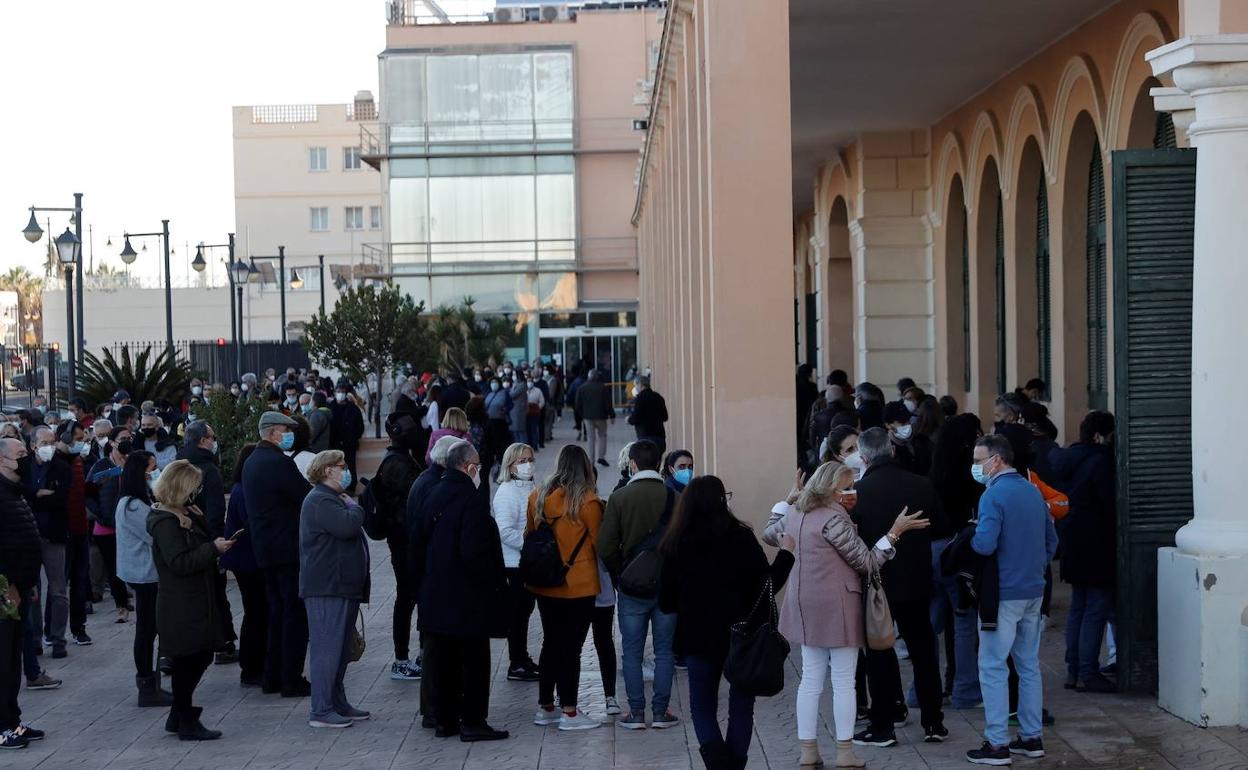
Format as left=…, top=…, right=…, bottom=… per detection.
left=0, top=0, right=492, bottom=283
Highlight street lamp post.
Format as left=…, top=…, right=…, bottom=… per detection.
left=318, top=254, right=326, bottom=316
left=231, top=258, right=250, bottom=368
left=196, top=234, right=239, bottom=377
left=54, top=229, right=80, bottom=404
left=119, top=219, right=174, bottom=359
left=22, top=194, right=84, bottom=398
left=249, top=245, right=289, bottom=343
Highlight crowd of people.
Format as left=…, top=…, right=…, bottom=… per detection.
left=0, top=355, right=1116, bottom=769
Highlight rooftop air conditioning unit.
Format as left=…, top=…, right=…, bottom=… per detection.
left=493, top=6, right=525, bottom=22
left=540, top=4, right=572, bottom=22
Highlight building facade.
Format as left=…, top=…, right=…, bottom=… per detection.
left=368, top=2, right=659, bottom=377
left=635, top=0, right=1248, bottom=728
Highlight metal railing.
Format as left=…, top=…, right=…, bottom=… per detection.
left=361, top=236, right=638, bottom=276
left=385, top=0, right=665, bottom=25
left=252, top=104, right=319, bottom=124
left=98, top=340, right=311, bottom=386
left=360, top=117, right=644, bottom=161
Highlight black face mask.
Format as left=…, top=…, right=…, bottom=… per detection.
left=117, top=439, right=133, bottom=455
left=142, top=428, right=157, bottom=438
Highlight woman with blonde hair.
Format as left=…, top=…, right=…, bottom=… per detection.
left=491, top=442, right=540, bottom=681
left=526, top=444, right=603, bottom=731
left=299, top=450, right=369, bottom=729
left=763, top=462, right=928, bottom=768
left=146, top=459, right=234, bottom=741
left=425, top=407, right=471, bottom=466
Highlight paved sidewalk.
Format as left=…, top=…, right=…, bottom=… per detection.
left=7, top=422, right=1246, bottom=769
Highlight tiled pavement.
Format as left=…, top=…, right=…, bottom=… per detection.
left=8, top=424, right=1248, bottom=769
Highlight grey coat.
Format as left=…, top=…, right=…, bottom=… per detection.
left=298, top=484, right=370, bottom=602
left=308, top=407, right=332, bottom=452
left=508, top=381, right=528, bottom=433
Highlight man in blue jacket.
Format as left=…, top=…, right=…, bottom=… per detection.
left=966, top=435, right=1057, bottom=765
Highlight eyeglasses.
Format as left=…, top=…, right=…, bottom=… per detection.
left=725, top=491, right=734, bottom=501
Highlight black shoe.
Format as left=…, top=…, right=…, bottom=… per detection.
left=422, top=715, right=438, bottom=729
left=893, top=705, right=909, bottom=727
left=1077, top=674, right=1116, bottom=693
left=12, top=725, right=44, bottom=742
left=434, top=723, right=460, bottom=738
left=166, top=706, right=201, bottom=733
left=51, top=645, right=67, bottom=659
left=261, top=683, right=282, bottom=695
left=1009, top=736, right=1045, bottom=758
left=507, top=661, right=540, bottom=682
left=966, top=741, right=1011, bottom=765
left=924, top=724, right=949, bottom=743
left=177, top=710, right=222, bottom=741
left=240, top=675, right=263, bottom=688
left=1064, top=674, right=1077, bottom=689
left=136, top=674, right=174, bottom=708
left=596, top=458, right=609, bottom=467
left=158, top=656, right=173, bottom=675
left=460, top=723, right=509, bottom=742
left=281, top=678, right=312, bottom=698
left=214, top=649, right=239, bottom=665
left=73, top=631, right=92, bottom=646
left=852, top=727, right=897, bottom=747
left=0, top=729, right=29, bottom=750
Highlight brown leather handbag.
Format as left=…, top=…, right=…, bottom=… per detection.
left=865, top=567, right=896, bottom=651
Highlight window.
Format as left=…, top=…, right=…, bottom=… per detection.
left=343, top=146, right=361, bottom=170
left=369, top=206, right=382, bottom=229
left=961, top=207, right=971, bottom=392
left=995, top=193, right=1006, bottom=396
left=1086, top=139, right=1108, bottom=410
left=344, top=206, right=364, bottom=230
left=1036, top=179, right=1052, bottom=388
left=310, top=207, right=329, bottom=231
left=308, top=147, right=327, bottom=172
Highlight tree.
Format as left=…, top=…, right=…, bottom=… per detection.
left=426, top=297, right=512, bottom=373
left=302, top=283, right=432, bottom=386
left=76, top=346, right=197, bottom=407
left=195, top=393, right=267, bottom=483
left=0, top=267, right=44, bottom=345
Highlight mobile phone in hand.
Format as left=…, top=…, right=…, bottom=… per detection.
left=228, top=528, right=246, bottom=541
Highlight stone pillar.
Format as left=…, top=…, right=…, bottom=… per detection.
left=1148, top=34, right=1248, bottom=728
left=850, top=131, right=935, bottom=391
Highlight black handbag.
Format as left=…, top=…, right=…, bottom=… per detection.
left=724, top=577, right=790, bottom=697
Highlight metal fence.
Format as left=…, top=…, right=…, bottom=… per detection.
left=98, top=340, right=311, bottom=386
left=0, top=345, right=62, bottom=411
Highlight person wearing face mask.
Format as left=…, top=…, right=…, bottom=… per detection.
left=991, top=394, right=1033, bottom=477
left=298, top=450, right=370, bottom=729
left=884, top=400, right=932, bottom=476
left=86, top=418, right=113, bottom=469
left=506, top=378, right=528, bottom=446
left=370, top=413, right=423, bottom=682
left=328, top=385, right=364, bottom=495
left=66, top=398, right=93, bottom=430
left=281, top=384, right=301, bottom=417
left=484, top=378, right=513, bottom=458
left=242, top=411, right=313, bottom=697
left=964, top=435, right=1057, bottom=765
left=53, top=421, right=93, bottom=649
left=662, top=450, right=694, bottom=494
left=178, top=420, right=239, bottom=665
left=86, top=426, right=134, bottom=625
left=1045, top=411, right=1117, bottom=695
left=849, top=427, right=948, bottom=748
left=627, top=376, right=669, bottom=456
left=416, top=440, right=509, bottom=742
left=23, top=427, right=70, bottom=658
left=306, top=392, right=332, bottom=453
left=491, top=443, right=540, bottom=682
left=138, top=415, right=177, bottom=471
left=901, top=386, right=925, bottom=419
left=228, top=381, right=243, bottom=399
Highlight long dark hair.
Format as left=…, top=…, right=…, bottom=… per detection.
left=659, top=475, right=747, bottom=556
left=929, top=413, right=983, bottom=492
left=119, top=451, right=155, bottom=504
left=232, top=443, right=258, bottom=487
left=914, top=396, right=945, bottom=438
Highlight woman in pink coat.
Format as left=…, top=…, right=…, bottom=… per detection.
left=763, top=463, right=927, bottom=768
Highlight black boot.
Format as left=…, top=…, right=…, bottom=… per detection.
left=136, top=673, right=174, bottom=707
left=177, top=708, right=222, bottom=741
left=699, top=740, right=731, bottom=770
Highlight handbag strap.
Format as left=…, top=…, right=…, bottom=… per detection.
left=741, top=577, right=778, bottom=627
left=565, top=526, right=591, bottom=569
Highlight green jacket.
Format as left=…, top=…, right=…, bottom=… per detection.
left=146, top=506, right=225, bottom=657
left=597, top=473, right=672, bottom=576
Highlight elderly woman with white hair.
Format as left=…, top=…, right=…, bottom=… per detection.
left=299, top=449, right=369, bottom=729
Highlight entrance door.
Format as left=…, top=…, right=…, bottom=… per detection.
left=1110, top=147, right=1196, bottom=694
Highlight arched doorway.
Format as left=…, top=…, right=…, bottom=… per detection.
left=1086, top=137, right=1108, bottom=411
left=825, top=197, right=853, bottom=372
left=943, top=175, right=969, bottom=397
left=1060, top=111, right=1103, bottom=416
left=1012, top=137, right=1050, bottom=393
left=974, top=158, right=1004, bottom=404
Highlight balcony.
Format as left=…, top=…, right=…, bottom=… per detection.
left=359, top=117, right=643, bottom=168
left=361, top=236, right=637, bottom=277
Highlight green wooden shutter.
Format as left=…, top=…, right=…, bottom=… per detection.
left=1087, top=140, right=1109, bottom=410
left=1111, top=148, right=1196, bottom=694
left=804, top=293, right=817, bottom=368
left=995, top=193, right=1006, bottom=395
left=962, top=207, right=971, bottom=392
left=1036, top=180, right=1052, bottom=386
left=1154, top=112, right=1177, bottom=150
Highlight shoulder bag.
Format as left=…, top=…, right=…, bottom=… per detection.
left=865, top=566, right=896, bottom=650
left=725, top=577, right=790, bottom=697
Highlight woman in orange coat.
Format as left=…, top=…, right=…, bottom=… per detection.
left=526, top=444, right=604, bottom=732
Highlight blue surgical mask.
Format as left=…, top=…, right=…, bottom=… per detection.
left=147, top=468, right=161, bottom=487
left=971, top=463, right=988, bottom=485
left=894, top=424, right=913, bottom=441
left=673, top=468, right=693, bottom=486
left=278, top=432, right=295, bottom=451
left=339, top=469, right=352, bottom=489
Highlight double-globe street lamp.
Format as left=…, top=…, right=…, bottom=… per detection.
left=22, top=194, right=84, bottom=400
left=193, top=234, right=244, bottom=379
left=118, top=220, right=174, bottom=359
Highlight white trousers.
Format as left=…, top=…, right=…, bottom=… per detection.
left=797, top=645, right=859, bottom=741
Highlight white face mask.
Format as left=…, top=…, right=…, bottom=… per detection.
left=96, top=436, right=109, bottom=446
left=515, top=461, right=534, bottom=480
left=35, top=445, right=55, bottom=463
left=894, top=424, right=913, bottom=441
left=334, top=392, right=347, bottom=403
left=471, top=468, right=482, bottom=489
left=903, top=398, right=917, bottom=414
left=191, top=386, right=203, bottom=396
left=843, top=451, right=866, bottom=479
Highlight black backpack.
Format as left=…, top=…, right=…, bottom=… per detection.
left=519, top=517, right=591, bottom=588
left=359, top=475, right=387, bottom=540
left=617, top=488, right=675, bottom=599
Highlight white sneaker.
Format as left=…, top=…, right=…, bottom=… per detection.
left=534, top=707, right=561, bottom=726
left=605, top=696, right=621, bottom=716
left=558, top=710, right=602, bottom=731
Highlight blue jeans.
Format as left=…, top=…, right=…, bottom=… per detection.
left=617, top=593, right=675, bottom=716
left=686, top=652, right=755, bottom=759
left=908, top=539, right=981, bottom=709
left=1065, top=585, right=1112, bottom=682
left=979, top=597, right=1043, bottom=747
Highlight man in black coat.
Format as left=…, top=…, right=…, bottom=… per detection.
left=1048, top=410, right=1116, bottom=692
left=436, top=373, right=473, bottom=415
left=627, top=375, right=668, bottom=454
left=242, top=411, right=313, bottom=697
left=406, top=435, right=455, bottom=726
left=414, top=440, right=508, bottom=742
left=329, top=385, right=365, bottom=495
left=852, top=427, right=948, bottom=745
left=0, top=438, right=45, bottom=747
left=376, top=413, right=423, bottom=681
left=178, top=419, right=238, bottom=664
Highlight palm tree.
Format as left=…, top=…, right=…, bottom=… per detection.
left=0, top=267, right=45, bottom=345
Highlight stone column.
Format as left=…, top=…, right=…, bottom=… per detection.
left=1148, top=34, right=1248, bottom=727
